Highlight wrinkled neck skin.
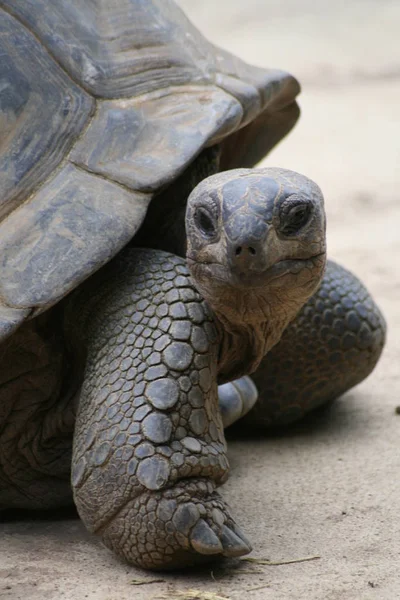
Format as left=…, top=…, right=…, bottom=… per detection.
left=213, top=291, right=293, bottom=384
left=189, top=256, right=326, bottom=383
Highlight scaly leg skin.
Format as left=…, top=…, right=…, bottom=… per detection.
left=69, top=248, right=251, bottom=570
left=237, top=260, right=386, bottom=429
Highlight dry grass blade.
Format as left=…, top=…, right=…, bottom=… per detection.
left=227, top=569, right=265, bottom=575
left=248, top=584, right=271, bottom=592
left=242, top=555, right=321, bottom=566
left=211, top=567, right=265, bottom=578
left=130, top=577, right=165, bottom=585
left=154, top=590, right=230, bottom=600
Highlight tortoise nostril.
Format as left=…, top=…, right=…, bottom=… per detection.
left=235, top=245, right=258, bottom=259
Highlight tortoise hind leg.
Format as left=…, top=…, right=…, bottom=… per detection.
left=235, top=260, right=386, bottom=430
left=0, top=311, right=74, bottom=509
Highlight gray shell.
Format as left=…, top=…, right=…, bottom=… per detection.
left=0, top=0, right=300, bottom=341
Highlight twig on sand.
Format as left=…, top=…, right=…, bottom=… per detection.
left=154, top=590, right=230, bottom=600
left=227, top=569, right=265, bottom=575
left=211, top=567, right=265, bottom=579
left=130, top=577, right=165, bottom=586
left=248, top=584, right=271, bottom=592
left=242, top=555, right=321, bottom=566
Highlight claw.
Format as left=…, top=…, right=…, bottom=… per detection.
left=190, top=519, right=224, bottom=555
left=231, top=523, right=253, bottom=549
left=233, top=376, right=258, bottom=408
left=220, top=524, right=252, bottom=557
left=218, top=376, right=258, bottom=428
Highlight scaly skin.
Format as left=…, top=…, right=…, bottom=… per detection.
left=242, top=260, right=386, bottom=428
left=70, top=249, right=251, bottom=569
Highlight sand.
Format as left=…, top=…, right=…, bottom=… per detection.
left=1, top=1, right=399, bottom=598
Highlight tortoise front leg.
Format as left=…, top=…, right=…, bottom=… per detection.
left=69, top=248, right=250, bottom=570
left=237, top=260, right=386, bottom=429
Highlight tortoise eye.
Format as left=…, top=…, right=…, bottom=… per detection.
left=279, top=198, right=312, bottom=236
left=194, top=207, right=217, bottom=238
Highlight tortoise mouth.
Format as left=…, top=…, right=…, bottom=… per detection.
left=187, top=253, right=326, bottom=289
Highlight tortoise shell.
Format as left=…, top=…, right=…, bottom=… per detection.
left=0, top=0, right=300, bottom=341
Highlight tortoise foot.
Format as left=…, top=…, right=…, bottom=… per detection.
left=100, top=478, right=252, bottom=570
left=218, top=376, right=258, bottom=429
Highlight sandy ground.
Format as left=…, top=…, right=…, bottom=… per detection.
left=1, top=1, right=399, bottom=599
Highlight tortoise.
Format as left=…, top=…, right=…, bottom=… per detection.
left=0, top=0, right=385, bottom=571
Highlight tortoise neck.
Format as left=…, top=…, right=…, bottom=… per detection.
left=215, top=314, right=288, bottom=383
left=205, top=292, right=290, bottom=383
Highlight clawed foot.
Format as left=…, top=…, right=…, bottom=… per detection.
left=218, top=376, right=258, bottom=428
left=100, top=478, right=252, bottom=570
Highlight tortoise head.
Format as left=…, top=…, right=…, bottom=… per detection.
left=186, top=168, right=326, bottom=327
